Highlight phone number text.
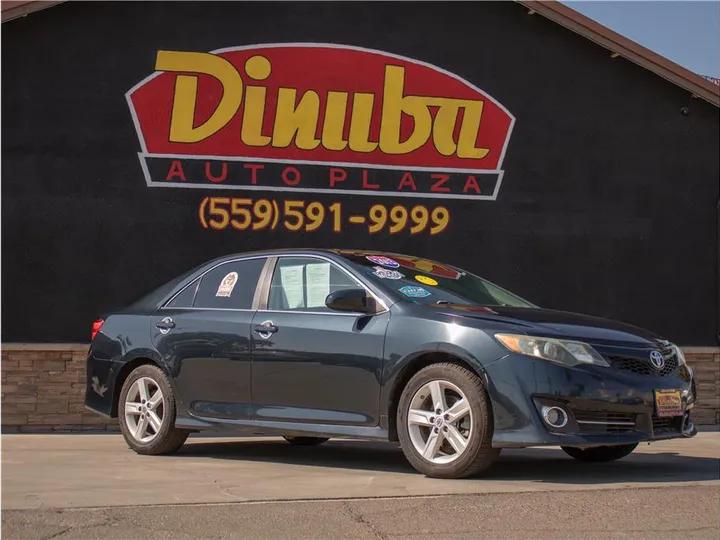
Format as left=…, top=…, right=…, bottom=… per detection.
left=198, top=197, right=450, bottom=235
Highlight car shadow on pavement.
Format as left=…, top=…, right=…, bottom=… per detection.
left=176, top=438, right=720, bottom=484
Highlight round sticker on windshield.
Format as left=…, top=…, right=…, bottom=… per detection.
left=399, top=285, right=431, bottom=298
left=415, top=275, right=438, bottom=286
left=373, top=266, right=404, bottom=280
left=366, top=255, right=399, bottom=268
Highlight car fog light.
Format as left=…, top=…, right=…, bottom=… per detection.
left=541, top=405, right=568, bottom=429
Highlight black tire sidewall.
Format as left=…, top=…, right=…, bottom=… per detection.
left=396, top=363, right=495, bottom=478
left=118, top=364, right=179, bottom=453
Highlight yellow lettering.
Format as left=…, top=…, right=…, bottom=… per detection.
left=456, top=101, right=489, bottom=159
left=272, top=88, right=321, bottom=150
left=242, top=86, right=271, bottom=147
left=379, top=66, right=432, bottom=154
left=431, top=99, right=463, bottom=157
left=154, top=51, right=491, bottom=159
left=245, top=55, right=271, bottom=80
left=240, top=56, right=272, bottom=147
left=429, top=99, right=489, bottom=159
left=321, top=91, right=349, bottom=151
left=348, top=93, right=378, bottom=153
left=155, top=51, right=243, bottom=143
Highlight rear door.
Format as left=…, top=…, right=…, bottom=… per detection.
left=250, top=255, right=390, bottom=427
left=152, top=256, right=270, bottom=420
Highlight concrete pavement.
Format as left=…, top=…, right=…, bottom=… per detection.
left=2, top=433, right=719, bottom=538
left=2, top=486, right=719, bottom=539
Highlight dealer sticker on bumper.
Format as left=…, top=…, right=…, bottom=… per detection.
left=654, top=389, right=683, bottom=417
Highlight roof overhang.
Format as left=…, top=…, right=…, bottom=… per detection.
left=1, top=1, right=65, bottom=23
left=2, top=0, right=718, bottom=108
left=518, top=1, right=720, bottom=107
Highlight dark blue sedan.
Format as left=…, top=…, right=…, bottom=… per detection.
left=85, top=249, right=697, bottom=478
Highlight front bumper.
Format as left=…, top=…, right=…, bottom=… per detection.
left=484, top=352, right=697, bottom=448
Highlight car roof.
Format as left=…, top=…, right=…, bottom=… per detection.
left=210, top=247, right=406, bottom=262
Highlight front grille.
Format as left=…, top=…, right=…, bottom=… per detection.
left=573, top=410, right=636, bottom=433
left=605, top=352, right=678, bottom=377
left=652, top=414, right=683, bottom=435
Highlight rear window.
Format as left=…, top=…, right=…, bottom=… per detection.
left=193, top=258, right=267, bottom=310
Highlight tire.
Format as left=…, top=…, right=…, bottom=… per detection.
left=283, top=436, right=330, bottom=446
left=396, top=362, right=500, bottom=479
left=118, top=364, right=189, bottom=455
left=561, top=443, right=638, bottom=462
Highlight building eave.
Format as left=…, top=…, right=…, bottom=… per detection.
left=518, top=0, right=720, bottom=107
left=3, top=0, right=718, bottom=108
left=1, top=1, right=65, bottom=23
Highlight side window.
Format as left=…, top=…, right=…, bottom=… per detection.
left=165, top=278, right=200, bottom=308
left=268, top=257, right=360, bottom=312
left=193, top=258, right=267, bottom=310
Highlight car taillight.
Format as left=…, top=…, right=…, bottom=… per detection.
left=91, top=319, right=105, bottom=341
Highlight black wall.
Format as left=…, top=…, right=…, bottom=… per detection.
left=2, top=1, right=718, bottom=345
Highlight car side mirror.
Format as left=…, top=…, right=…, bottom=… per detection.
left=325, top=288, right=376, bottom=314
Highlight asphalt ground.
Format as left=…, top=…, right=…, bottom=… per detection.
left=2, top=433, right=719, bottom=539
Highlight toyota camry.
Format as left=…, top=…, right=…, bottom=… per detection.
left=85, top=249, right=697, bottom=478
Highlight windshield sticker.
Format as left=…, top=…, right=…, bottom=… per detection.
left=366, top=255, right=399, bottom=268
left=399, top=285, right=431, bottom=298
left=216, top=272, right=238, bottom=297
left=415, top=275, right=438, bottom=286
left=373, top=266, right=404, bottom=280
left=391, top=255, right=465, bottom=279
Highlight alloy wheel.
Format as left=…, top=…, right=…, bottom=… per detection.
left=124, top=376, right=165, bottom=443
left=406, top=379, right=473, bottom=464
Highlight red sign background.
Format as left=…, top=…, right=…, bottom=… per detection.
left=128, top=44, right=515, bottom=171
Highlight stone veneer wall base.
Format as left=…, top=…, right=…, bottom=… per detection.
left=2, top=344, right=719, bottom=433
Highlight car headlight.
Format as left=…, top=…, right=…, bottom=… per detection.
left=494, top=333, right=609, bottom=367
left=672, top=343, right=687, bottom=366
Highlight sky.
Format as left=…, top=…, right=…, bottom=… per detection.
left=561, top=1, right=720, bottom=78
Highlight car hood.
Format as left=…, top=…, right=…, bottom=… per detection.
left=424, top=304, right=666, bottom=348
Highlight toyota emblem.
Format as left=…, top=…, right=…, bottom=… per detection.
left=649, top=350, right=665, bottom=370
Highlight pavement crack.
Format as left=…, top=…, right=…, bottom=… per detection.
left=41, top=527, right=73, bottom=540
left=342, top=501, right=387, bottom=540
left=213, top=480, right=235, bottom=499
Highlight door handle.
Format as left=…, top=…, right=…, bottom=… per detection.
left=253, top=323, right=278, bottom=334
left=253, top=320, right=278, bottom=338
left=156, top=317, right=176, bottom=334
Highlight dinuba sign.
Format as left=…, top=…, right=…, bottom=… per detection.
left=127, top=43, right=515, bottom=201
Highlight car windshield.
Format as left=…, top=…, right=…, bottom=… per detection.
left=337, top=251, right=535, bottom=308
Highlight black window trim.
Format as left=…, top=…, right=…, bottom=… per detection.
left=257, top=254, right=390, bottom=316
left=160, top=255, right=272, bottom=311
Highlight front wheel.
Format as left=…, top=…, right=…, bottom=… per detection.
left=396, top=363, right=500, bottom=479
left=118, top=364, right=189, bottom=455
left=561, top=443, right=638, bottom=462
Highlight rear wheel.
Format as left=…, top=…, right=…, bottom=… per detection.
left=561, top=443, right=638, bottom=462
left=396, top=363, right=500, bottom=479
left=283, top=436, right=330, bottom=446
left=118, top=364, right=189, bottom=455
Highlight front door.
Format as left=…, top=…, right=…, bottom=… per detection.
left=251, top=255, right=390, bottom=427
left=152, top=256, right=268, bottom=420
